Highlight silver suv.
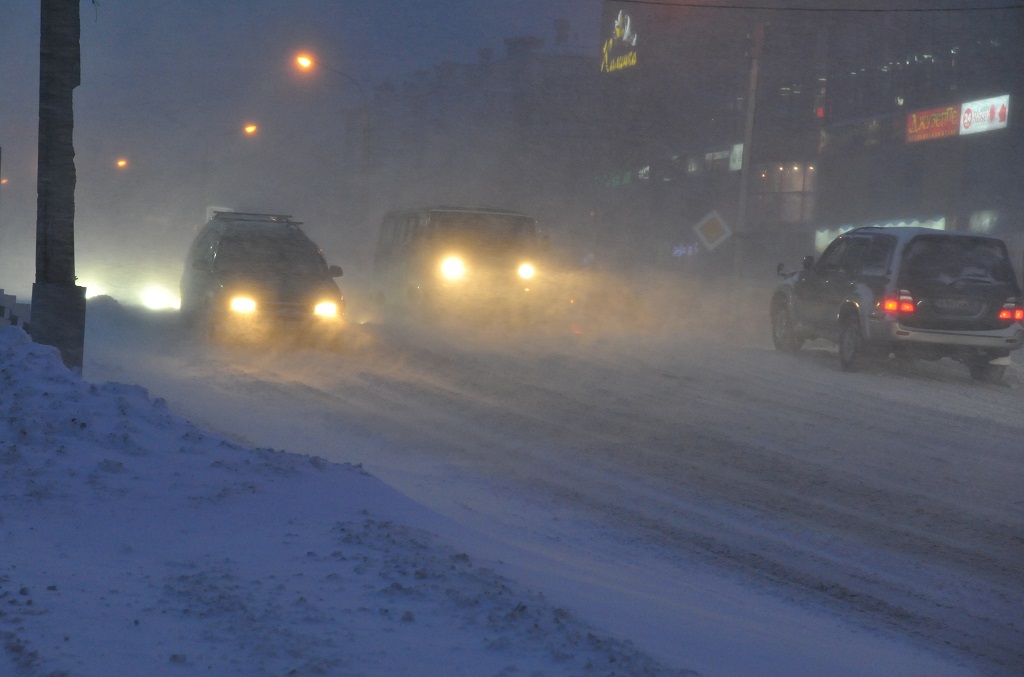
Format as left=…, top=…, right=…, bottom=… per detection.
left=770, top=226, right=1024, bottom=382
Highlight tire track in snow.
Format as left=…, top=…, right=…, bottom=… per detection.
left=86, top=313, right=1024, bottom=675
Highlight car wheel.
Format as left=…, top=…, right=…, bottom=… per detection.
left=771, top=304, right=803, bottom=353
left=967, top=360, right=1006, bottom=384
left=838, top=316, right=866, bottom=372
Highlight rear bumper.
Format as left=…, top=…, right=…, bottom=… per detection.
left=867, top=317, right=1024, bottom=352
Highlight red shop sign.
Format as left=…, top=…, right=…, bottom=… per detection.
left=906, top=105, right=961, bottom=143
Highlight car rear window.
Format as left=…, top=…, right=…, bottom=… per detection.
left=898, top=235, right=1017, bottom=287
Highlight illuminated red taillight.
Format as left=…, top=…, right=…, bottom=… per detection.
left=998, top=302, right=1024, bottom=322
left=883, top=290, right=915, bottom=314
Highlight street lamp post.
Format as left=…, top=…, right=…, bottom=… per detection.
left=293, top=52, right=369, bottom=168
left=198, top=121, right=259, bottom=222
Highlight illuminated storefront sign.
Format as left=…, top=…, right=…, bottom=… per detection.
left=699, top=145, right=743, bottom=172
left=905, top=94, right=1010, bottom=142
left=594, top=165, right=647, bottom=187
left=600, top=10, right=638, bottom=73
left=814, top=216, right=945, bottom=252
left=729, top=143, right=743, bottom=171
left=906, top=105, right=960, bottom=142
left=960, top=94, right=1009, bottom=135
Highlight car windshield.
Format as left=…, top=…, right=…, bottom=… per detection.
left=899, top=235, right=1016, bottom=286
left=215, top=233, right=326, bottom=274
left=430, top=212, right=540, bottom=248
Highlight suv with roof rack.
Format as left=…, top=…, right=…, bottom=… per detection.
left=180, top=211, right=345, bottom=344
left=770, top=226, right=1024, bottom=382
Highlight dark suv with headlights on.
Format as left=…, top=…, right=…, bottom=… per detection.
left=371, top=206, right=567, bottom=325
left=770, top=226, right=1024, bottom=382
left=180, top=211, right=344, bottom=344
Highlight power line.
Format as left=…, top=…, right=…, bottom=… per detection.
left=607, top=0, right=1024, bottom=11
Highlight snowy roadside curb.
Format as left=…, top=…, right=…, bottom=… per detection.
left=0, top=326, right=694, bottom=676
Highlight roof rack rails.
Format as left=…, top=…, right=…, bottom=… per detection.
left=212, top=211, right=297, bottom=223
left=426, top=205, right=527, bottom=216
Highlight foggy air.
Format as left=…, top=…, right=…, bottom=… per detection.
left=1, top=1, right=1022, bottom=676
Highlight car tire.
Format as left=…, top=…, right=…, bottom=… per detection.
left=838, top=316, right=866, bottom=372
left=771, top=304, right=803, bottom=353
left=967, top=360, right=1006, bottom=384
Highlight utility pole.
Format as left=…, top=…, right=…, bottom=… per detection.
left=733, top=22, right=766, bottom=281
left=30, top=0, right=86, bottom=369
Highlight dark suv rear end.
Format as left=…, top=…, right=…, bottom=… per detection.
left=771, top=226, right=1024, bottom=382
left=894, top=234, right=1019, bottom=332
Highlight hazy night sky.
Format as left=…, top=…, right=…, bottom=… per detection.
left=0, top=1, right=601, bottom=297
left=7, top=0, right=1010, bottom=302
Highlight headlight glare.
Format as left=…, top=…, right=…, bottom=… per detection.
left=314, top=301, right=339, bottom=317
left=440, top=256, right=466, bottom=281
left=139, top=285, right=181, bottom=310
left=229, top=296, right=257, bottom=314
left=517, top=262, right=536, bottom=280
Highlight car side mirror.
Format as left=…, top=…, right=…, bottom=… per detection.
left=802, top=255, right=815, bottom=271
left=329, top=264, right=343, bottom=277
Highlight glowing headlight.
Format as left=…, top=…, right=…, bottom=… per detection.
left=229, top=296, right=257, bottom=314
left=517, top=262, right=536, bottom=280
left=140, top=285, right=181, bottom=310
left=314, top=301, right=339, bottom=318
left=77, top=279, right=107, bottom=300
left=440, top=256, right=466, bottom=281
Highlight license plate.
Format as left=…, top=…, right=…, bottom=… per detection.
left=932, top=297, right=976, bottom=312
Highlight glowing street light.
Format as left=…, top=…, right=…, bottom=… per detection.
left=293, top=51, right=364, bottom=99
left=197, top=120, right=260, bottom=220
left=291, top=50, right=368, bottom=166
left=115, top=157, right=128, bottom=169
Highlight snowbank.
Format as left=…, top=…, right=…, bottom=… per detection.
left=0, top=326, right=690, bottom=676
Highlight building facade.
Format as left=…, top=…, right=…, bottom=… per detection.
left=353, top=3, right=1022, bottom=279
left=589, top=1, right=1024, bottom=277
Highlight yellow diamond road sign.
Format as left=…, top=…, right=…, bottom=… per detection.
left=693, top=211, right=731, bottom=251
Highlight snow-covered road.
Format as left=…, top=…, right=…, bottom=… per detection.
left=83, top=297, right=1024, bottom=677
